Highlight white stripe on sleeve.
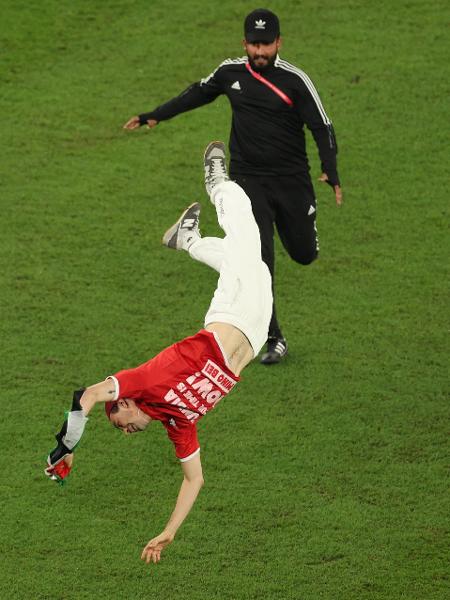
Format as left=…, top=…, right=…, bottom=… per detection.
left=200, top=57, right=247, bottom=86
left=275, top=57, right=331, bottom=125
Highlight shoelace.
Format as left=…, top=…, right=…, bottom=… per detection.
left=207, top=158, right=226, bottom=178
left=181, top=216, right=199, bottom=230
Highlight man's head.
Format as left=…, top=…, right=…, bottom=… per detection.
left=105, top=398, right=151, bottom=434
left=243, top=8, right=281, bottom=71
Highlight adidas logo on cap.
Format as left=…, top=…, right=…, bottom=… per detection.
left=244, top=9, right=280, bottom=43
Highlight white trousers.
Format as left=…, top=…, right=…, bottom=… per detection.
left=189, top=181, right=272, bottom=355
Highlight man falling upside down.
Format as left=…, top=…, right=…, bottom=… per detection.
left=45, top=142, right=272, bottom=564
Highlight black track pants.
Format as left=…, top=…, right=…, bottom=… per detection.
left=231, top=172, right=319, bottom=338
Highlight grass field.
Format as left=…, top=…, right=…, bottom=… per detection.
left=1, top=1, right=449, bottom=598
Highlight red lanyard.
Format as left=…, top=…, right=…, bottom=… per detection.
left=245, top=62, right=293, bottom=107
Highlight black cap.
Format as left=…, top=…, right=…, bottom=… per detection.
left=244, top=9, right=280, bottom=43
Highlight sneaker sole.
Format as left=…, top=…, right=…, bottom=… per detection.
left=162, top=202, right=201, bottom=250
left=260, top=352, right=285, bottom=365
left=260, top=342, right=288, bottom=365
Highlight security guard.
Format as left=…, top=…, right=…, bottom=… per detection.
left=124, top=8, right=342, bottom=365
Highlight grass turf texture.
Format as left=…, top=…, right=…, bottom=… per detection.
left=1, top=0, right=448, bottom=598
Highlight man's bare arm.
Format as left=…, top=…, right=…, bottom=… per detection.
left=141, top=453, right=204, bottom=564
left=79, top=379, right=117, bottom=415
left=45, top=379, right=116, bottom=482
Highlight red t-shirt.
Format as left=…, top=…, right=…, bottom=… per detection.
left=109, top=330, right=239, bottom=461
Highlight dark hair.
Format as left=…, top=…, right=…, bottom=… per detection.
left=105, top=400, right=119, bottom=419
left=109, top=403, right=119, bottom=415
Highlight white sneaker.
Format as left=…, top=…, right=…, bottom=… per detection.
left=162, top=203, right=201, bottom=251
left=204, top=141, right=229, bottom=196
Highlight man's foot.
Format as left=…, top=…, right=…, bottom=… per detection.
left=204, top=141, right=229, bottom=196
left=260, top=336, right=288, bottom=365
left=162, top=203, right=201, bottom=251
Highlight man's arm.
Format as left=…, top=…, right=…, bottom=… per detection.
left=294, top=79, right=342, bottom=205
left=78, top=380, right=117, bottom=415
left=45, top=380, right=116, bottom=482
left=311, top=124, right=343, bottom=205
left=124, top=71, right=224, bottom=130
left=141, top=453, right=204, bottom=564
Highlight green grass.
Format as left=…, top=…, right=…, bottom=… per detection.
left=1, top=1, right=449, bottom=598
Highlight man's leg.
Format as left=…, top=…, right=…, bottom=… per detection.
left=189, top=237, right=224, bottom=272
left=203, top=143, right=272, bottom=356
left=273, top=173, right=319, bottom=265
left=162, top=142, right=272, bottom=356
left=162, top=189, right=264, bottom=281
left=162, top=201, right=226, bottom=271
left=259, top=174, right=318, bottom=362
left=232, top=174, right=287, bottom=364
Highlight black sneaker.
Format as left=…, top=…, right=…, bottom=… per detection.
left=260, top=336, right=288, bottom=365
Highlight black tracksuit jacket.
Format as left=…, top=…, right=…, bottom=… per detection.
left=139, top=55, right=339, bottom=185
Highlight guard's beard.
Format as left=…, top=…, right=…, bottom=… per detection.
left=248, top=53, right=277, bottom=72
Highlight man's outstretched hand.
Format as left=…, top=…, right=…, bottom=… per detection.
left=45, top=454, right=73, bottom=485
left=141, top=530, right=174, bottom=565
left=318, top=173, right=343, bottom=206
left=123, top=116, right=158, bottom=130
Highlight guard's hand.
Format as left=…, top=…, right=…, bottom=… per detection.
left=141, top=530, right=174, bottom=565
left=123, top=116, right=158, bottom=130
left=45, top=454, right=73, bottom=485
left=123, top=116, right=141, bottom=130
left=318, top=173, right=343, bottom=206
